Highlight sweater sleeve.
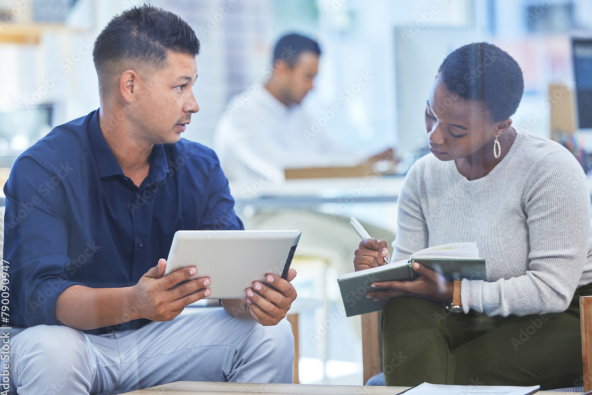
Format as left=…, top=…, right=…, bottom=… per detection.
left=392, top=161, right=429, bottom=261
left=461, top=150, right=591, bottom=316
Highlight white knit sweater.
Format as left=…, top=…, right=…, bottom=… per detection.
left=393, top=132, right=592, bottom=316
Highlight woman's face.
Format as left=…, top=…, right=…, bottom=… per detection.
left=425, top=77, right=504, bottom=161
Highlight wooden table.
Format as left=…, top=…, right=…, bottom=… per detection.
left=122, top=381, right=582, bottom=394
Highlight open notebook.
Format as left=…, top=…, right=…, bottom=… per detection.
left=338, top=243, right=486, bottom=317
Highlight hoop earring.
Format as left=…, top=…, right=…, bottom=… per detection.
left=493, top=137, right=501, bottom=159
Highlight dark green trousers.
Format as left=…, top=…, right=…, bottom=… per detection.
left=382, top=283, right=592, bottom=390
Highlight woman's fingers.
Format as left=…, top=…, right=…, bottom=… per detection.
left=366, top=290, right=404, bottom=300
left=368, top=264, right=453, bottom=303
left=354, top=254, right=381, bottom=270
left=367, top=281, right=409, bottom=300
left=413, top=262, right=447, bottom=284
left=378, top=240, right=389, bottom=261
left=359, top=238, right=380, bottom=251
left=371, top=280, right=409, bottom=291
left=354, top=238, right=388, bottom=268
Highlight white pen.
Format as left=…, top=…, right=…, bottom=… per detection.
left=349, top=217, right=390, bottom=265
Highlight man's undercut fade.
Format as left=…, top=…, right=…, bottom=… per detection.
left=93, top=4, right=200, bottom=91
left=438, top=42, right=524, bottom=122
left=273, top=33, right=321, bottom=68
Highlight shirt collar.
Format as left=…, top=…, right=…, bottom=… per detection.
left=89, top=110, right=124, bottom=178
left=89, top=109, right=170, bottom=183
left=258, top=85, right=297, bottom=115
left=143, top=144, right=170, bottom=187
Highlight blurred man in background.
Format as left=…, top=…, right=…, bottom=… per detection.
left=214, top=33, right=395, bottom=183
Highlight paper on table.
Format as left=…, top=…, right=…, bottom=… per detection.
left=400, top=383, right=540, bottom=395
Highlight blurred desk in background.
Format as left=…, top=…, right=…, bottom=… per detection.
left=231, top=175, right=406, bottom=212
left=232, top=175, right=592, bottom=213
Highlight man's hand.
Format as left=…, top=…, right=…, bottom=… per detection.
left=131, top=258, right=211, bottom=322
left=245, top=268, right=298, bottom=326
left=354, top=238, right=389, bottom=271
left=366, top=262, right=453, bottom=303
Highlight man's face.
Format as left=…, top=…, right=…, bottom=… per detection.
left=130, top=51, right=199, bottom=145
left=281, top=52, right=319, bottom=105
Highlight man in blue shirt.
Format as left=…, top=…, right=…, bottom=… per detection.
left=4, top=5, right=297, bottom=394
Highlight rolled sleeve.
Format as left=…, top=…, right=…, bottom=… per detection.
left=4, top=156, right=82, bottom=327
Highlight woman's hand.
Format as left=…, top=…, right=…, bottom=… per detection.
left=354, top=238, right=390, bottom=271
left=366, top=262, right=454, bottom=303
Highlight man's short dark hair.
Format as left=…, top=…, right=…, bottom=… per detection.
left=438, top=42, right=524, bottom=122
left=93, top=5, right=200, bottom=89
left=272, top=33, right=321, bottom=67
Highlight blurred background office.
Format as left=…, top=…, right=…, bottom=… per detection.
left=1, top=0, right=592, bottom=386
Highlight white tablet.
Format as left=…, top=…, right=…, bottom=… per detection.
left=165, top=230, right=301, bottom=299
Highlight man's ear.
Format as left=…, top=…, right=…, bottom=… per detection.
left=273, top=59, right=291, bottom=79
left=119, top=70, right=139, bottom=103
left=495, top=118, right=513, bottom=137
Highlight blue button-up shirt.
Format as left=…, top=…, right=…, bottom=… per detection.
left=4, top=110, right=243, bottom=334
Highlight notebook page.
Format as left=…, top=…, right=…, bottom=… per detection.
left=411, top=243, right=480, bottom=260
left=338, top=259, right=409, bottom=280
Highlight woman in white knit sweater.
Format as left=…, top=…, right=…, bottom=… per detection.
left=354, top=42, right=592, bottom=389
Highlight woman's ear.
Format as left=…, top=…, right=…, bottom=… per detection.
left=495, top=118, right=513, bottom=138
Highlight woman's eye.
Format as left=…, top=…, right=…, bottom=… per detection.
left=449, top=130, right=462, bottom=138
left=426, top=111, right=436, bottom=120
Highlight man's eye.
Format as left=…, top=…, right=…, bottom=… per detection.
left=426, top=111, right=436, bottom=120
left=175, top=85, right=185, bottom=91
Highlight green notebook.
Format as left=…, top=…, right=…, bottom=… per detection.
left=338, top=243, right=486, bottom=317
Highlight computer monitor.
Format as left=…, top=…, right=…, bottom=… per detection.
left=572, top=38, right=592, bottom=131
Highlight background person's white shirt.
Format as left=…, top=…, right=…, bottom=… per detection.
left=214, top=86, right=365, bottom=183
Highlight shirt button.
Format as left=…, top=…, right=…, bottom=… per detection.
left=138, top=241, right=144, bottom=248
